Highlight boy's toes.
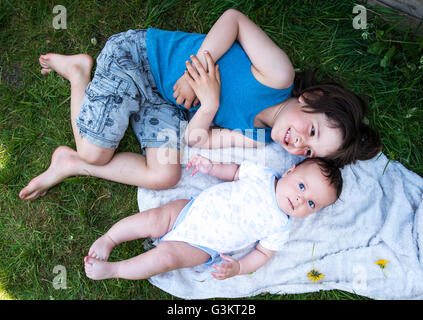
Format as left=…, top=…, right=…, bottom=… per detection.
left=41, top=68, right=51, bottom=75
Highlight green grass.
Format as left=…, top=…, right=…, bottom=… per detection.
left=1, top=0, right=422, bottom=300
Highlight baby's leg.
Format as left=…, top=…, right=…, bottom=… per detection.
left=85, top=241, right=210, bottom=280
left=88, top=199, right=190, bottom=261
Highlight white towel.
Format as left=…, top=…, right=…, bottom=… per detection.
left=137, top=143, right=423, bottom=300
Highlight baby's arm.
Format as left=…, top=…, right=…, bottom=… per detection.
left=211, top=244, right=275, bottom=280
left=187, top=154, right=240, bottom=181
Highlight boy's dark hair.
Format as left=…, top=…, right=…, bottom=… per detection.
left=297, top=157, right=343, bottom=199
left=293, top=70, right=382, bottom=168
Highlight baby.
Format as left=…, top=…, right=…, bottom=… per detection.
left=84, top=154, right=342, bottom=281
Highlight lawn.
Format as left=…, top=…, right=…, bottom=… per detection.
left=0, top=0, right=422, bottom=300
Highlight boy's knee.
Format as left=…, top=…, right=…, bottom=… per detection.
left=77, top=145, right=114, bottom=166
left=149, top=166, right=181, bottom=190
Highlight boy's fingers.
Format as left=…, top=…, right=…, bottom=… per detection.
left=183, top=70, right=195, bottom=86
left=184, top=98, right=193, bottom=109
left=204, top=51, right=215, bottom=76
left=190, top=55, right=207, bottom=76
left=215, top=64, right=221, bottom=84
left=186, top=61, right=200, bottom=80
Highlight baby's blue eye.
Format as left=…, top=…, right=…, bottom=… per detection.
left=299, top=183, right=305, bottom=190
left=308, top=201, right=315, bottom=208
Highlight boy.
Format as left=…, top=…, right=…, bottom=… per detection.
left=84, top=154, right=342, bottom=281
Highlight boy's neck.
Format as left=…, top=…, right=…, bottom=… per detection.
left=254, top=98, right=295, bottom=127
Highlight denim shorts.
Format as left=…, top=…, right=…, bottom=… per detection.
left=158, top=198, right=220, bottom=266
left=76, top=29, right=190, bottom=150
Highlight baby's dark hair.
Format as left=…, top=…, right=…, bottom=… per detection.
left=293, top=70, right=382, bottom=167
left=297, top=157, right=343, bottom=199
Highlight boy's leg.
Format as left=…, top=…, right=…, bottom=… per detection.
left=88, top=199, right=190, bottom=261
left=85, top=241, right=210, bottom=280
left=20, top=50, right=183, bottom=200
left=38, top=53, right=115, bottom=164
left=19, top=145, right=182, bottom=200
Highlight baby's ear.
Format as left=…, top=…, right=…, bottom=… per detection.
left=282, top=164, right=296, bottom=177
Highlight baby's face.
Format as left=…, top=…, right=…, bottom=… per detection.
left=275, top=161, right=338, bottom=218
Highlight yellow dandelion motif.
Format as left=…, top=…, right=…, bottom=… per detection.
left=375, top=259, right=389, bottom=277
left=307, top=269, right=325, bottom=282
left=375, top=259, right=389, bottom=269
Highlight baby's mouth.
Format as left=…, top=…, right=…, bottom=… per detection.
left=288, top=197, right=294, bottom=211
left=284, top=128, right=291, bottom=146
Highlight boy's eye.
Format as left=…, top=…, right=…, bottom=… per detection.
left=299, top=183, right=305, bottom=191
left=308, top=200, right=315, bottom=208
left=310, top=126, right=315, bottom=136
left=306, top=148, right=312, bottom=157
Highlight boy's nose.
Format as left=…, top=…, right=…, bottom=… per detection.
left=294, top=135, right=303, bottom=147
left=296, top=195, right=305, bottom=205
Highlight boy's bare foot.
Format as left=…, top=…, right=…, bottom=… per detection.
left=88, top=234, right=117, bottom=261
left=84, top=256, right=117, bottom=280
left=19, top=146, right=83, bottom=200
left=39, top=53, right=93, bottom=83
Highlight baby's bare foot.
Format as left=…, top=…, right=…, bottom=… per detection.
left=19, top=146, right=82, bottom=200
left=39, top=53, right=93, bottom=83
left=88, top=234, right=116, bottom=261
left=84, top=256, right=117, bottom=280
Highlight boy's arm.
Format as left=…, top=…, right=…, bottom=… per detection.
left=196, top=9, right=294, bottom=89
left=211, top=244, right=275, bottom=280
left=183, top=53, right=267, bottom=149
left=174, top=9, right=295, bottom=108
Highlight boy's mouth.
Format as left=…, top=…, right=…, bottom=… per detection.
left=284, top=128, right=291, bottom=146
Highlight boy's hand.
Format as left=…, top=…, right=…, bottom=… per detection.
left=173, top=76, right=200, bottom=109
left=186, top=154, right=213, bottom=176
left=211, top=254, right=240, bottom=280
left=184, top=51, right=221, bottom=111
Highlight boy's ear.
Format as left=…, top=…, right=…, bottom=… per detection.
left=299, top=91, right=324, bottom=104
left=282, top=164, right=296, bottom=177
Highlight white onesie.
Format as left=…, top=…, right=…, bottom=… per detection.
left=161, top=161, right=291, bottom=254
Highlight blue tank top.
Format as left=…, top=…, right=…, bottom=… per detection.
left=146, top=28, right=293, bottom=143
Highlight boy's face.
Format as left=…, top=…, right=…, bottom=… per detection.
left=271, top=96, right=343, bottom=158
left=275, top=161, right=338, bottom=218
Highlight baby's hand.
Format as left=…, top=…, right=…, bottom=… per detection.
left=186, top=154, right=213, bottom=176
left=211, top=254, right=240, bottom=280
left=184, top=51, right=221, bottom=111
